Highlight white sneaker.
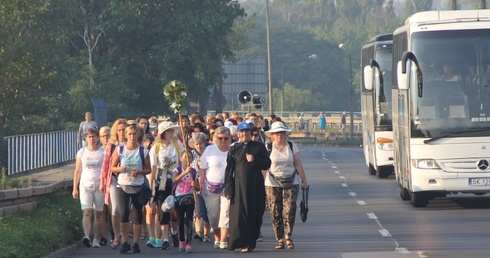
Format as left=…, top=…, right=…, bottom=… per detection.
left=219, top=241, right=228, bottom=249
left=92, top=238, right=100, bottom=248
left=214, top=241, right=220, bottom=249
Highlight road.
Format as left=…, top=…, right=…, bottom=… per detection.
left=71, top=146, right=490, bottom=258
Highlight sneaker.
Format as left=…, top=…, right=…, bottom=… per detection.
left=111, top=239, right=120, bottom=249
left=92, top=238, right=100, bottom=248
left=146, top=238, right=156, bottom=248
left=179, top=241, right=185, bottom=252
left=203, top=235, right=210, bottom=242
left=82, top=236, right=91, bottom=247
left=213, top=241, right=220, bottom=249
left=154, top=239, right=162, bottom=248
left=219, top=241, right=228, bottom=249
left=171, top=234, right=179, bottom=247
left=99, top=236, right=108, bottom=246
left=120, top=242, right=131, bottom=254
left=132, top=243, right=141, bottom=253
left=186, top=243, right=192, bottom=253
left=161, top=240, right=170, bottom=250
left=194, top=234, right=203, bottom=241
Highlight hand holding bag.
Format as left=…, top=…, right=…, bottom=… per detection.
left=300, top=185, right=309, bottom=223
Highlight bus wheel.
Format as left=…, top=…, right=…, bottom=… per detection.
left=410, top=192, right=429, bottom=207
left=399, top=183, right=410, bottom=201
left=368, top=164, right=376, bottom=176
left=377, top=167, right=390, bottom=179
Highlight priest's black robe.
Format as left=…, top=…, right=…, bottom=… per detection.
left=225, top=140, right=271, bottom=251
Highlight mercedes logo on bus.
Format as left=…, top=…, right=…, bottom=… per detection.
left=477, top=159, right=490, bottom=170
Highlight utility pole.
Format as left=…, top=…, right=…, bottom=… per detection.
left=266, top=0, right=273, bottom=116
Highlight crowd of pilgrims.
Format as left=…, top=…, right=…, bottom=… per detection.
left=72, top=111, right=308, bottom=254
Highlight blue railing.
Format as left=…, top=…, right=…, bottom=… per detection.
left=3, top=131, right=78, bottom=176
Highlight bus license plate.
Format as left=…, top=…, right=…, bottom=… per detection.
left=469, top=178, right=490, bottom=186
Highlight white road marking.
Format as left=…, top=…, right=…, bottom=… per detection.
left=379, top=229, right=391, bottom=237
left=323, top=153, right=411, bottom=255
left=367, top=212, right=377, bottom=219
left=397, top=247, right=410, bottom=254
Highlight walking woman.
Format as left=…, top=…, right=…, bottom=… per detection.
left=198, top=126, right=232, bottom=249
left=99, top=118, right=127, bottom=249
left=97, top=126, right=111, bottom=246
left=111, top=125, right=151, bottom=253
left=148, top=121, right=184, bottom=249
left=72, top=128, right=105, bottom=248
left=264, top=121, right=308, bottom=250
left=317, top=112, right=326, bottom=133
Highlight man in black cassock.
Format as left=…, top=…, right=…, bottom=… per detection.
left=225, top=122, right=271, bottom=252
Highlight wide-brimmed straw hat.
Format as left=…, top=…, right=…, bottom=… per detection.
left=157, top=121, right=180, bottom=136
left=265, top=121, right=292, bottom=137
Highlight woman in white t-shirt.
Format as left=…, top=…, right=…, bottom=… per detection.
left=198, top=126, right=231, bottom=249
left=264, top=122, right=308, bottom=250
left=148, top=121, right=184, bottom=249
left=72, top=128, right=105, bottom=248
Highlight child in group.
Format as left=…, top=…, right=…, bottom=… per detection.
left=172, top=151, right=199, bottom=253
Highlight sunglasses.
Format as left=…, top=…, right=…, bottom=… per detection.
left=252, top=133, right=259, bottom=136
left=218, top=137, right=230, bottom=141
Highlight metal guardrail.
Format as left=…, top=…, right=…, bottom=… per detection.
left=3, top=131, right=78, bottom=176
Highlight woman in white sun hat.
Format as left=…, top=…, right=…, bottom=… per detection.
left=264, top=121, right=308, bottom=250
left=147, top=121, right=184, bottom=249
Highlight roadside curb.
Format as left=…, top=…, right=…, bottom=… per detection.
left=44, top=241, right=82, bottom=258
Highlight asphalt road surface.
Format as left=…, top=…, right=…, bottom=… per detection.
left=71, top=146, right=490, bottom=258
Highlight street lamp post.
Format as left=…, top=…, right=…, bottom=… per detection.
left=265, top=0, right=273, bottom=116
left=339, top=43, right=354, bottom=134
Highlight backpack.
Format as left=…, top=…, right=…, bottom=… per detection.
left=266, top=141, right=294, bottom=156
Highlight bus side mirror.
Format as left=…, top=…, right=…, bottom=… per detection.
left=363, top=65, right=374, bottom=91
left=397, top=61, right=408, bottom=90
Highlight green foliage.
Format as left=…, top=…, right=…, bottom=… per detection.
left=0, top=192, right=82, bottom=258
left=0, top=167, right=6, bottom=190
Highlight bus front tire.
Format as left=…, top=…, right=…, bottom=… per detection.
left=410, top=192, right=429, bottom=207
left=377, top=167, right=391, bottom=179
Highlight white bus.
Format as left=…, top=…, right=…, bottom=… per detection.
left=393, top=10, right=490, bottom=207
left=361, top=34, right=394, bottom=178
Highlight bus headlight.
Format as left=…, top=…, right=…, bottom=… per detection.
left=377, top=137, right=393, bottom=151
left=412, top=159, right=440, bottom=169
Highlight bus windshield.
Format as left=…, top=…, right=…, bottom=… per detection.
left=375, top=49, right=392, bottom=126
left=410, top=29, right=490, bottom=138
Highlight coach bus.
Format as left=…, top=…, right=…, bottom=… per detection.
left=361, top=34, right=394, bottom=178
left=393, top=10, right=490, bottom=207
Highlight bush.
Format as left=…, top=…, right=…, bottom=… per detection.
left=0, top=192, right=82, bottom=258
